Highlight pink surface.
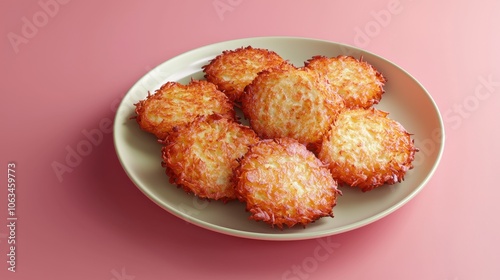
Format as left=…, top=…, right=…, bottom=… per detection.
left=1, top=0, right=499, bottom=279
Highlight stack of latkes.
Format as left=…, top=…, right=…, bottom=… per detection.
left=133, top=46, right=418, bottom=229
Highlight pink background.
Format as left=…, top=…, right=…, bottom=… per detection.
left=1, top=0, right=499, bottom=279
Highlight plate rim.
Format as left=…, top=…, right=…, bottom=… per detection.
left=113, top=36, right=446, bottom=241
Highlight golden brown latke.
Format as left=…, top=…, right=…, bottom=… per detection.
left=235, top=138, right=340, bottom=229
left=318, top=108, right=418, bottom=192
left=305, top=55, right=386, bottom=109
left=202, top=46, right=288, bottom=102
left=134, top=80, right=235, bottom=140
left=162, top=114, right=260, bottom=202
left=241, top=66, right=345, bottom=151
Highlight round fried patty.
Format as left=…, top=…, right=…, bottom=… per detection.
left=162, top=114, right=259, bottom=201
left=318, top=108, right=418, bottom=192
left=134, top=80, right=235, bottom=140
left=235, top=138, right=339, bottom=229
left=203, top=46, right=288, bottom=102
left=241, top=66, right=345, bottom=151
left=305, top=55, right=386, bottom=109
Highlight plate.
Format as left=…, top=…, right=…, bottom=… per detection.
left=113, top=37, right=445, bottom=241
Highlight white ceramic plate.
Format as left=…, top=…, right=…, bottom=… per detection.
left=113, top=37, right=445, bottom=241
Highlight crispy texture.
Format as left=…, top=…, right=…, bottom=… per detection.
left=241, top=66, right=345, bottom=151
left=202, top=46, right=288, bottom=102
left=318, top=108, right=418, bottom=192
left=305, top=55, right=386, bottom=109
left=134, top=80, right=235, bottom=140
left=235, top=138, right=339, bottom=229
left=162, top=114, right=260, bottom=202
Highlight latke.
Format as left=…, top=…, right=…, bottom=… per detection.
left=318, top=108, right=418, bottom=192
left=134, top=80, right=235, bottom=140
left=202, top=46, right=288, bottom=102
left=235, top=138, right=340, bottom=229
left=305, top=55, right=386, bottom=109
left=241, top=66, right=345, bottom=151
left=162, top=114, right=260, bottom=202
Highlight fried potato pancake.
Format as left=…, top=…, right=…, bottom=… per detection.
left=162, top=114, right=260, bottom=202
left=318, top=108, right=418, bottom=192
left=235, top=138, right=339, bottom=229
left=134, top=80, right=235, bottom=140
left=202, top=46, right=288, bottom=102
left=241, top=66, right=345, bottom=151
left=305, top=55, right=386, bottom=109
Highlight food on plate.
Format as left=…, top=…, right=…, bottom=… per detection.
left=130, top=44, right=419, bottom=230
left=241, top=65, right=345, bottom=151
left=161, top=114, right=260, bottom=202
left=305, top=55, right=386, bottom=109
left=134, top=80, right=235, bottom=140
left=235, top=138, right=340, bottom=229
left=202, top=46, right=289, bottom=102
left=318, top=108, right=418, bottom=192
